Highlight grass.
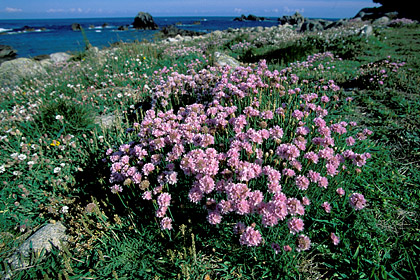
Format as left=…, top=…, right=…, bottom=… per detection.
left=0, top=21, right=419, bottom=279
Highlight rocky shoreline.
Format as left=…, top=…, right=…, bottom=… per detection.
left=1, top=7, right=417, bottom=87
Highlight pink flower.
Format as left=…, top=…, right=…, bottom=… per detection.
left=287, top=198, right=305, bottom=216
left=331, top=232, right=340, bottom=245
left=142, top=191, right=152, bottom=200
left=346, top=136, right=356, bottom=146
left=318, top=176, right=328, bottom=188
left=160, top=217, right=173, bottom=230
left=188, top=187, right=203, bottom=203
left=283, top=245, right=292, bottom=252
left=322, top=202, right=331, bottom=213
left=142, top=163, right=155, bottom=176
left=110, top=184, right=123, bottom=194
left=239, top=226, right=263, bottom=247
left=295, top=175, right=310, bottom=190
left=157, top=192, right=171, bottom=207
left=296, top=235, right=311, bottom=252
left=287, top=217, right=304, bottom=235
left=349, top=193, right=366, bottom=210
left=299, top=198, right=309, bottom=208
left=207, top=211, right=222, bottom=225
left=336, top=187, right=345, bottom=196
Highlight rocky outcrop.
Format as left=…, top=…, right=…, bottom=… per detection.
left=234, top=14, right=265, bottom=21
left=278, top=12, right=305, bottom=28
left=354, top=5, right=419, bottom=22
left=0, top=45, right=17, bottom=64
left=3, top=223, right=68, bottom=280
left=214, top=52, right=241, bottom=69
left=132, top=12, right=158, bottom=30
left=0, top=58, right=48, bottom=86
left=159, top=25, right=205, bottom=38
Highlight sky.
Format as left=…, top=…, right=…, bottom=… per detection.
left=0, top=0, right=380, bottom=19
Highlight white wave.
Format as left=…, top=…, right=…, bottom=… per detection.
left=0, top=28, right=13, bottom=33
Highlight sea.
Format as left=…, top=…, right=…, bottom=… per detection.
left=0, top=16, right=291, bottom=58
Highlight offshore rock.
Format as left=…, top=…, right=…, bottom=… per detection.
left=0, top=45, right=17, bottom=64
left=133, top=12, right=158, bottom=30
left=0, top=58, right=47, bottom=87
left=71, top=23, right=82, bottom=31
left=159, top=25, right=205, bottom=38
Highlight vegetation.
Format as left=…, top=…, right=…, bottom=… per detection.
left=0, top=20, right=419, bottom=279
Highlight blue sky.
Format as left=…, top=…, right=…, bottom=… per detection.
left=0, top=0, right=379, bottom=19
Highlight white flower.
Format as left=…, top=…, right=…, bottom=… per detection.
left=27, top=161, right=35, bottom=166
left=11, top=153, right=18, bottom=159
left=55, top=115, right=64, bottom=120
left=53, top=167, right=61, bottom=173
left=60, top=206, right=69, bottom=213
left=0, top=165, right=5, bottom=173
left=60, top=163, right=65, bottom=167
left=18, top=154, right=27, bottom=161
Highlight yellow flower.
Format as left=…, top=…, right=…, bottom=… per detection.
left=50, top=140, right=60, bottom=146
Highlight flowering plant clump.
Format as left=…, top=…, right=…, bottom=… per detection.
left=106, top=54, right=372, bottom=252
left=355, top=56, right=406, bottom=89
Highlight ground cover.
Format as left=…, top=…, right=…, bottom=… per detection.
left=0, top=21, right=419, bottom=279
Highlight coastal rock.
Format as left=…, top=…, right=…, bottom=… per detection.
left=278, top=12, right=305, bottom=28
left=214, top=52, right=240, bottom=70
left=159, top=25, right=205, bottom=38
left=132, top=12, right=158, bottom=30
left=234, top=14, right=265, bottom=21
left=300, top=19, right=333, bottom=32
left=50, top=52, right=72, bottom=63
left=0, top=58, right=47, bottom=87
left=0, top=45, right=17, bottom=64
left=118, top=25, right=129, bottom=31
left=3, top=223, right=68, bottom=280
left=373, top=16, right=390, bottom=25
left=71, top=23, right=82, bottom=31
left=359, top=25, right=374, bottom=37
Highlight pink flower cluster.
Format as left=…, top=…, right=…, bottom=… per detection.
left=106, top=54, right=371, bottom=251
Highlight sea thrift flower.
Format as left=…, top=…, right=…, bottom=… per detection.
left=331, top=232, right=340, bottom=245
left=142, top=191, right=152, bottom=200
left=160, top=217, right=173, bottom=230
left=296, top=235, right=311, bottom=252
left=110, top=184, right=123, bottom=194
left=239, top=226, right=263, bottom=247
left=287, top=217, right=304, bottom=235
left=346, top=136, right=356, bottom=146
left=207, top=211, right=222, bottom=225
left=302, top=197, right=310, bottom=206
left=295, top=175, right=310, bottom=190
left=349, top=193, right=367, bottom=210
left=287, top=198, right=305, bottom=216
left=157, top=192, right=171, bottom=207
left=322, top=202, right=331, bottom=213
left=283, top=245, right=292, bottom=252
left=336, top=188, right=345, bottom=196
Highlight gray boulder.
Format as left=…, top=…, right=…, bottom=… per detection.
left=0, top=58, right=47, bottom=87
left=214, top=52, right=241, bottom=70
left=373, top=16, right=390, bottom=25
left=133, top=12, right=158, bottom=30
left=3, top=223, right=68, bottom=279
left=50, top=52, right=72, bottom=63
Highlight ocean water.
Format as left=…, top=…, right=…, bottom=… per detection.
left=0, top=17, right=286, bottom=58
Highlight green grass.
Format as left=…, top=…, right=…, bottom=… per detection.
left=0, top=23, right=419, bottom=279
